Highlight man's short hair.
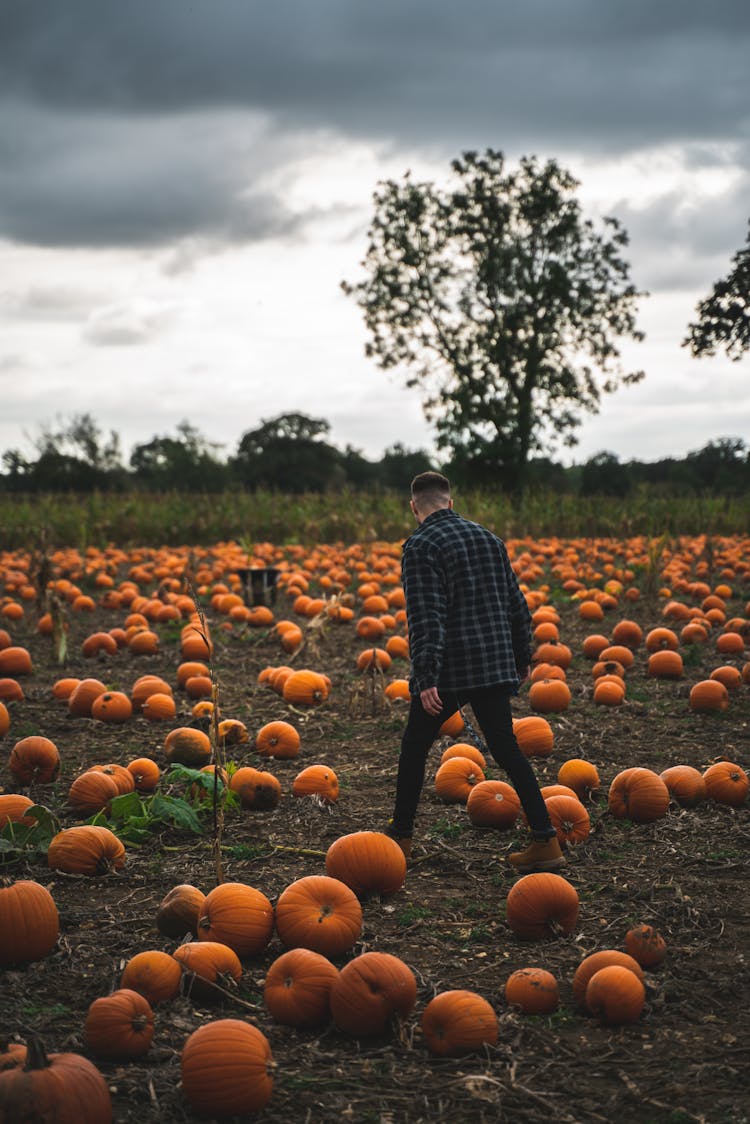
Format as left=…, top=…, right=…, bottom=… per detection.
left=411, top=471, right=451, bottom=508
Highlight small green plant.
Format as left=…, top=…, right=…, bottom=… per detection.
left=429, top=817, right=465, bottom=840
left=0, top=805, right=59, bottom=865
left=395, top=905, right=433, bottom=926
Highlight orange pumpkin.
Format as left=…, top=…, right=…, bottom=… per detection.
left=556, top=758, right=600, bottom=798
left=513, top=715, right=554, bottom=756
left=624, top=923, right=667, bottom=967
left=282, top=669, right=330, bottom=705
left=263, top=948, right=339, bottom=1028
left=181, top=1019, right=273, bottom=1117
left=0, top=880, right=59, bottom=968
left=8, top=736, right=60, bottom=785
left=120, top=950, right=182, bottom=1004
left=325, top=831, right=407, bottom=896
left=255, top=720, right=301, bottom=759
left=156, top=883, right=206, bottom=939
left=607, top=768, right=670, bottom=822
left=197, top=882, right=274, bottom=957
left=291, top=764, right=339, bottom=803
left=330, top=951, right=417, bottom=1037
left=659, top=765, right=706, bottom=807
left=585, top=965, right=646, bottom=1024
left=274, top=875, right=362, bottom=957
left=528, top=679, right=571, bottom=714
left=572, top=949, right=644, bottom=1007
left=702, top=761, right=749, bottom=806
left=434, top=756, right=485, bottom=803
left=466, top=780, right=520, bottom=829
left=229, top=766, right=281, bottom=810
left=47, top=825, right=126, bottom=876
left=84, top=989, right=154, bottom=1060
left=163, top=727, right=212, bottom=767
left=689, top=680, right=729, bottom=713
left=504, top=968, right=559, bottom=1015
left=505, top=872, right=579, bottom=940
left=421, top=989, right=499, bottom=1055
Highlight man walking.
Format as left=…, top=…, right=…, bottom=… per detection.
left=387, top=471, right=564, bottom=873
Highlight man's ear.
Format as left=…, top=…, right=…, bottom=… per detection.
left=448, top=498, right=454, bottom=509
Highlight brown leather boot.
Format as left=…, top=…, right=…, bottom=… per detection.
left=391, top=836, right=412, bottom=860
left=507, top=836, right=566, bottom=874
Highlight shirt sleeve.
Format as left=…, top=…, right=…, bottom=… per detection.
left=402, top=538, right=447, bottom=693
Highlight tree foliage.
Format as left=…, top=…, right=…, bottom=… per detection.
left=343, top=149, right=646, bottom=490
left=684, top=220, right=750, bottom=360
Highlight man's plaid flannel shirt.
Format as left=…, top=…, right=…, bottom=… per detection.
left=401, top=507, right=532, bottom=694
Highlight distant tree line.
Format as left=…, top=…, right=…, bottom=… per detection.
left=1, top=412, right=748, bottom=498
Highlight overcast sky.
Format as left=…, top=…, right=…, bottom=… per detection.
left=1, top=0, right=749, bottom=468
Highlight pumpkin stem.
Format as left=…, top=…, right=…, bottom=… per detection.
left=24, top=1036, right=51, bottom=1071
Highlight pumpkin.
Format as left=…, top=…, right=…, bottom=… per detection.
left=0, top=794, right=37, bottom=831
left=120, top=949, right=183, bottom=1004
left=68, top=678, right=107, bottom=717
left=84, top=989, right=154, bottom=1060
left=645, top=627, right=680, bottom=652
left=184, top=675, right=213, bottom=699
left=255, top=720, right=300, bottom=759
left=263, top=948, right=339, bottom=1027
left=156, top=883, right=206, bottom=938
left=434, top=756, right=485, bottom=803
left=438, top=710, right=465, bottom=737
left=585, top=965, right=646, bottom=1024
left=355, top=648, right=392, bottom=673
left=325, top=831, right=407, bottom=896
left=47, top=825, right=126, bottom=876
left=330, top=951, right=417, bottom=1037
left=556, top=758, right=600, bottom=798
left=51, top=677, right=81, bottom=701
left=581, top=634, right=610, bottom=659
left=163, top=726, right=212, bottom=767
left=647, top=650, right=684, bottom=679
left=439, top=742, right=487, bottom=769
left=173, top=941, right=242, bottom=1001
left=533, top=641, right=572, bottom=669
left=504, top=967, right=559, bottom=1015
left=528, top=679, right=571, bottom=714
left=229, top=766, right=281, bottom=810
left=68, top=769, right=119, bottom=815
left=291, top=764, right=340, bottom=803
left=513, top=715, right=555, bottom=756
left=607, top=768, right=670, bottom=822
left=181, top=1019, right=274, bottom=1117
left=530, top=662, right=567, bottom=683
left=659, top=765, right=706, bottom=807
left=197, top=882, right=275, bottom=957
left=8, top=736, right=60, bottom=785
left=0, top=1037, right=112, bottom=1123
left=505, top=872, right=579, bottom=940
left=571, top=950, right=645, bottom=1008
left=141, top=692, right=177, bottom=722
left=593, top=678, right=625, bottom=706
left=0, top=700, right=9, bottom=738
left=217, top=718, right=249, bottom=745
left=88, top=763, right=134, bottom=795
left=126, top=757, right=161, bottom=793
left=624, top=924, right=667, bottom=967
left=90, top=691, right=133, bottom=724
left=0, top=879, right=59, bottom=967
left=611, top=619, right=643, bottom=648
left=544, top=794, right=590, bottom=847
left=0, top=646, right=33, bottom=676
left=356, top=615, right=386, bottom=640
left=176, top=661, right=210, bottom=688
left=421, top=989, right=499, bottom=1056
left=689, top=680, right=729, bottom=713
left=710, top=665, right=743, bottom=691
left=274, top=875, right=362, bottom=956
left=81, top=631, right=118, bottom=658
left=282, top=669, right=330, bottom=705
left=0, top=678, right=24, bottom=702
left=702, top=760, right=749, bottom=806
left=466, top=780, right=521, bottom=829
left=384, top=678, right=410, bottom=701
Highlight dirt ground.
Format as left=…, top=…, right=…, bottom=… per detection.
left=1, top=569, right=749, bottom=1124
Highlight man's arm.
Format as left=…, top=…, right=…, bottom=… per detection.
left=402, top=541, right=447, bottom=695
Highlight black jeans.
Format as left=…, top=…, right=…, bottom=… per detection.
left=391, top=684, right=555, bottom=839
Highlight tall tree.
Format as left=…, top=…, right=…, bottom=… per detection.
left=343, top=149, right=646, bottom=491
left=684, top=220, right=750, bottom=360
left=233, top=413, right=345, bottom=492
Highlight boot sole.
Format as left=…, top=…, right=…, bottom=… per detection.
left=507, top=856, right=567, bottom=874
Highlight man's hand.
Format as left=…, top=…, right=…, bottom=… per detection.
left=420, top=686, right=443, bottom=716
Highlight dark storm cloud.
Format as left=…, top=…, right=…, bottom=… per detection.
left=1, top=1, right=748, bottom=250
left=2, top=1, right=748, bottom=145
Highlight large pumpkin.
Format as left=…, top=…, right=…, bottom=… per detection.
left=571, top=950, right=645, bottom=1008
left=585, top=965, right=646, bottom=1024
left=47, top=826, right=126, bottom=876
left=505, top=872, right=580, bottom=940
left=8, top=736, right=60, bottom=786
left=274, top=875, right=362, bottom=957
left=173, top=941, right=242, bottom=1002
left=120, top=950, right=183, bottom=1004
left=504, top=968, right=559, bottom=1015
left=607, top=768, right=670, bottom=822
left=466, top=780, right=520, bottom=829
left=196, top=882, right=274, bottom=957
left=434, top=756, right=485, bottom=803
left=291, top=764, right=339, bottom=803
left=329, top=951, right=417, bottom=1037
left=163, top=727, right=212, bottom=768
left=181, top=1019, right=274, bottom=1117
left=0, top=879, right=59, bottom=968
left=659, top=765, right=706, bottom=807
left=702, top=760, right=749, bottom=806
left=229, top=767, right=281, bottom=810
left=0, top=1038, right=112, bottom=1123
left=325, top=831, right=407, bottom=896
left=156, top=883, right=206, bottom=938
left=84, top=989, right=154, bottom=1060
left=421, top=989, right=499, bottom=1056
left=513, top=715, right=555, bottom=755
left=263, top=948, right=339, bottom=1028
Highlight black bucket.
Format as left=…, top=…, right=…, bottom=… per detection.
left=235, top=567, right=280, bottom=608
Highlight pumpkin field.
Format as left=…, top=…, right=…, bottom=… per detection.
left=1, top=532, right=749, bottom=1123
